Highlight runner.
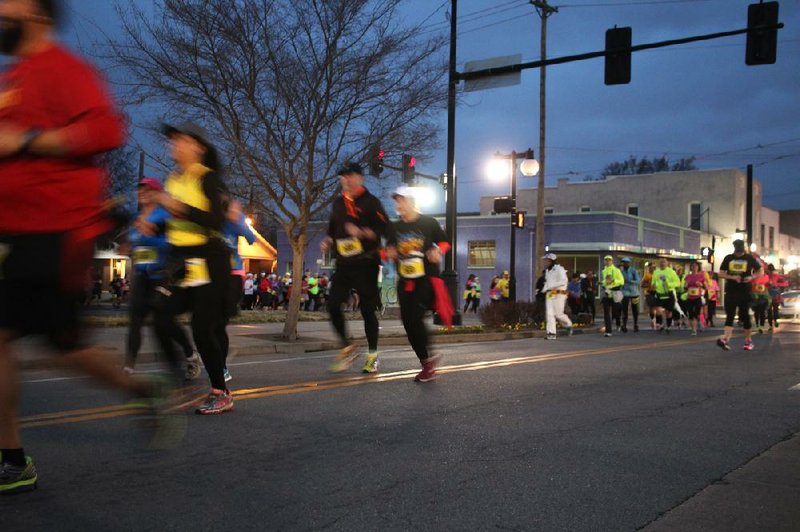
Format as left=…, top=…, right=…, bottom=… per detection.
left=322, top=162, right=391, bottom=374
left=716, top=240, right=763, bottom=351
left=496, top=271, right=511, bottom=302
left=706, top=273, right=720, bottom=327
left=600, top=256, right=624, bottom=337
left=641, top=264, right=657, bottom=329
left=124, top=178, right=196, bottom=377
left=651, top=258, right=681, bottom=334
left=766, top=264, right=788, bottom=330
left=149, top=121, right=233, bottom=413
left=386, top=186, right=452, bottom=381
left=683, top=261, right=706, bottom=336
left=218, top=196, right=257, bottom=382
left=750, top=266, right=771, bottom=335
left=620, top=257, right=641, bottom=333
left=580, top=270, right=598, bottom=321
left=541, top=253, right=573, bottom=340
left=0, top=0, right=170, bottom=494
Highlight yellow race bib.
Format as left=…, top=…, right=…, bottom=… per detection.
left=132, top=246, right=158, bottom=265
left=399, top=256, right=425, bottom=279
left=728, top=260, right=747, bottom=273
left=754, top=284, right=766, bottom=293
left=336, top=237, right=363, bottom=258
left=181, top=258, right=211, bottom=287
left=688, top=287, right=701, bottom=297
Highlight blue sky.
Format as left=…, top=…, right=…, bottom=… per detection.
left=63, top=0, right=799, bottom=212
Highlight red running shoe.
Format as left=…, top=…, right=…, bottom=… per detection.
left=414, top=356, right=441, bottom=383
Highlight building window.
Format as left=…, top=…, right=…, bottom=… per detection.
left=769, top=226, right=775, bottom=250
left=468, top=240, right=496, bottom=268
left=579, top=205, right=591, bottom=213
left=689, top=202, right=702, bottom=230
left=627, top=204, right=639, bottom=216
left=320, top=249, right=334, bottom=269
left=760, top=224, right=765, bottom=249
left=544, top=207, right=554, bottom=214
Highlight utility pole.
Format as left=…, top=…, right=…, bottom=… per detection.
left=531, top=0, right=558, bottom=282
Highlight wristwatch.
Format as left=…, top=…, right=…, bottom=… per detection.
left=18, top=128, right=42, bottom=154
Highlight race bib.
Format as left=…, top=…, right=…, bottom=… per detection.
left=132, top=246, right=158, bottom=265
left=728, top=260, right=747, bottom=274
left=688, top=287, right=701, bottom=297
left=399, top=256, right=425, bottom=279
left=181, top=258, right=211, bottom=287
left=546, top=291, right=561, bottom=299
left=754, top=284, right=766, bottom=293
left=0, top=243, right=9, bottom=279
left=336, top=237, right=363, bottom=258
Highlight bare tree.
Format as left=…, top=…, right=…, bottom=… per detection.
left=102, top=145, right=138, bottom=213
left=102, top=0, right=446, bottom=338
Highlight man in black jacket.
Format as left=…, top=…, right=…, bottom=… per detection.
left=322, top=163, right=391, bottom=373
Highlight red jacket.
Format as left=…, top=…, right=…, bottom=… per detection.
left=0, top=44, right=125, bottom=233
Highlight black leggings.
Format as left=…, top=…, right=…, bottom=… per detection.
left=602, top=295, right=621, bottom=332
left=328, top=262, right=380, bottom=352
left=768, top=300, right=780, bottom=326
left=752, top=298, right=769, bottom=328
left=621, top=296, right=640, bottom=327
left=154, top=243, right=230, bottom=390
left=707, top=300, right=717, bottom=325
left=724, top=293, right=752, bottom=329
left=126, top=273, right=192, bottom=367
left=399, top=277, right=434, bottom=362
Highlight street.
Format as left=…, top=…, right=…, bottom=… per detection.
left=6, top=324, right=800, bottom=531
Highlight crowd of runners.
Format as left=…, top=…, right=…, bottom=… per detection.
left=0, top=0, right=795, bottom=497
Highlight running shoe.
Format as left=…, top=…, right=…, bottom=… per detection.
left=185, top=353, right=202, bottom=381
left=130, top=374, right=188, bottom=449
left=664, top=327, right=671, bottom=334
left=716, top=338, right=731, bottom=351
left=329, top=345, right=358, bottom=373
left=691, top=330, right=697, bottom=336
left=0, top=456, right=37, bottom=495
left=196, top=390, right=234, bottom=415
left=743, top=341, right=754, bottom=351
left=223, top=368, right=233, bottom=382
left=545, top=334, right=557, bottom=340
left=604, top=332, right=612, bottom=337
left=621, top=325, right=628, bottom=333
left=633, top=325, right=639, bottom=332
left=757, top=327, right=764, bottom=334
left=123, top=366, right=135, bottom=376
left=362, top=353, right=379, bottom=374
left=565, top=326, right=573, bottom=337
left=414, top=356, right=440, bottom=382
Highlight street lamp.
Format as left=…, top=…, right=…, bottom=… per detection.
left=489, top=149, right=538, bottom=301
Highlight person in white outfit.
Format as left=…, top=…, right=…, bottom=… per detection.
left=541, top=253, right=573, bottom=340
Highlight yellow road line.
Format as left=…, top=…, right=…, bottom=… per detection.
left=21, top=337, right=706, bottom=429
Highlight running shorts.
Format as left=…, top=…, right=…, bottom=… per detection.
left=0, top=233, right=94, bottom=351
left=654, top=294, right=675, bottom=310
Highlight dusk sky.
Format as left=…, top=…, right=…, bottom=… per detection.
left=63, top=0, right=799, bottom=213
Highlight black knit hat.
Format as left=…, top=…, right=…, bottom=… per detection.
left=337, top=162, right=363, bottom=176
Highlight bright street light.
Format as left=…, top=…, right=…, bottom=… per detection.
left=486, top=158, right=510, bottom=181
left=519, top=158, right=540, bottom=177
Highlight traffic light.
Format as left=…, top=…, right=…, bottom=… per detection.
left=700, top=246, right=711, bottom=257
left=367, top=146, right=384, bottom=177
left=746, top=1, right=779, bottom=65
left=402, top=154, right=416, bottom=184
left=493, top=196, right=514, bottom=214
left=605, top=26, right=632, bottom=85
left=513, top=211, right=525, bottom=229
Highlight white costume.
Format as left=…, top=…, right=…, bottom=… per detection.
left=542, top=258, right=573, bottom=336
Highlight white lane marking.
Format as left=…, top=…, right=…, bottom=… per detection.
left=789, top=384, right=800, bottom=391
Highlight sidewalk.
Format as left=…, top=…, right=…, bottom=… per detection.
left=644, top=433, right=800, bottom=531
left=15, top=313, right=595, bottom=370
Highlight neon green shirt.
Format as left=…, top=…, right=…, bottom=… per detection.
left=601, top=265, right=624, bottom=290
left=652, top=267, right=681, bottom=295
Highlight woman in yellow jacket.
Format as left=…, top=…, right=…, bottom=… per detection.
left=144, top=122, right=232, bottom=415
left=601, top=255, right=625, bottom=337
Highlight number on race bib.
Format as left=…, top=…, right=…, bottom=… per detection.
left=336, top=237, right=363, bottom=258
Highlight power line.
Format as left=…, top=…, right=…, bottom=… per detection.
left=418, top=0, right=449, bottom=27
left=560, top=0, right=716, bottom=7
left=457, top=11, right=537, bottom=37
left=419, top=0, right=529, bottom=35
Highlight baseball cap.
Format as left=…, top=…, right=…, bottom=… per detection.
left=604, top=255, right=613, bottom=260
left=621, top=257, right=631, bottom=263
left=337, top=162, right=364, bottom=176
left=138, top=177, right=163, bottom=192
left=392, top=185, right=416, bottom=199
left=543, top=253, right=557, bottom=261
left=162, top=121, right=212, bottom=148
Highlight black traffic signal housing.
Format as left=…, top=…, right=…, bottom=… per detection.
left=367, top=146, right=384, bottom=177
left=513, top=210, right=525, bottom=229
left=402, top=154, right=416, bottom=184
left=493, top=196, right=514, bottom=214
left=605, top=26, right=632, bottom=85
left=746, top=1, right=779, bottom=65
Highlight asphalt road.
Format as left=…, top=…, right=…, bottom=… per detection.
left=6, top=323, right=800, bottom=531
